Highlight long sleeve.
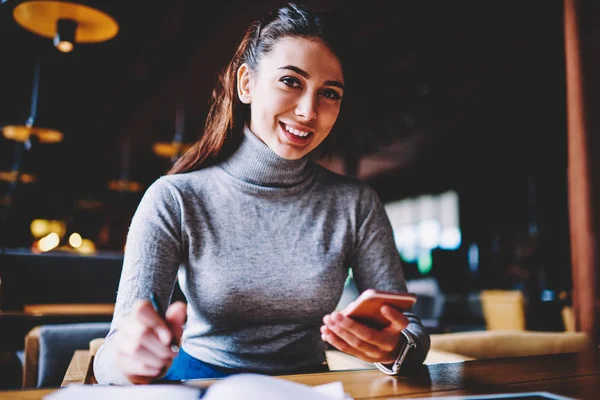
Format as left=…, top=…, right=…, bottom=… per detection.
left=349, top=186, right=430, bottom=368
left=94, top=178, right=183, bottom=385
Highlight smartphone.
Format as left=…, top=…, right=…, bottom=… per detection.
left=342, top=289, right=417, bottom=329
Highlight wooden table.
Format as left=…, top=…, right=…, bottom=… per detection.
left=2, top=350, right=600, bottom=399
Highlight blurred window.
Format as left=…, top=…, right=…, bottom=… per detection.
left=385, top=191, right=461, bottom=274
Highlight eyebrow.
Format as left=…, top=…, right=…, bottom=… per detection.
left=277, top=65, right=345, bottom=90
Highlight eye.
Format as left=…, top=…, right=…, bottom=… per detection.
left=280, top=76, right=301, bottom=88
left=319, top=88, right=342, bottom=101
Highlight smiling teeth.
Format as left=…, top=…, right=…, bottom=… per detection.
left=285, top=124, right=311, bottom=137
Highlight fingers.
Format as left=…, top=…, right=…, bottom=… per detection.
left=321, top=328, right=379, bottom=363
left=329, top=312, right=385, bottom=344
left=117, top=335, right=173, bottom=382
left=165, top=301, right=187, bottom=344
left=324, top=312, right=399, bottom=352
left=117, top=350, right=163, bottom=382
left=122, top=374, right=154, bottom=385
left=323, top=314, right=386, bottom=358
left=321, top=309, right=410, bottom=364
left=134, top=301, right=173, bottom=345
left=381, top=306, right=409, bottom=333
left=119, top=320, right=174, bottom=361
left=116, top=299, right=180, bottom=382
left=118, top=341, right=168, bottom=369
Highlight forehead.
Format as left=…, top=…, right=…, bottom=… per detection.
left=259, top=36, right=344, bottom=83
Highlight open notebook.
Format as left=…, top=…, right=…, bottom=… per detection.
left=44, top=375, right=575, bottom=400
left=43, top=373, right=353, bottom=400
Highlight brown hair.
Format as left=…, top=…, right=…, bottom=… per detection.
left=168, top=2, right=344, bottom=175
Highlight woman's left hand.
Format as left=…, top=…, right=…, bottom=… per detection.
left=321, top=306, right=409, bottom=364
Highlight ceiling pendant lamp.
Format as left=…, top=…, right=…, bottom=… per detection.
left=0, top=171, right=36, bottom=184
left=153, top=91, right=192, bottom=164
left=1, top=59, right=63, bottom=146
left=12, top=0, right=119, bottom=53
left=108, top=136, right=143, bottom=194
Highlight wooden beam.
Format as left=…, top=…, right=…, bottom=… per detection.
left=564, top=0, right=598, bottom=338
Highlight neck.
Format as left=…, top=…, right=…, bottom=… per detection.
left=219, top=126, right=312, bottom=188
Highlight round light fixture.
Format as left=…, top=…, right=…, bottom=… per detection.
left=0, top=171, right=37, bottom=184
left=2, top=124, right=63, bottom=144
left=53, top=18, right=76, bottom=52
left=108, top=179, right=143, bottom=193
left=13, top=1, right=119, bottom=52
left=152, top=142, right=193, bottom=159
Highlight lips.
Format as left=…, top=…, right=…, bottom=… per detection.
left=279, top=121, right=313, bottom=144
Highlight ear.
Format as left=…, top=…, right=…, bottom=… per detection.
left=237, top=63, right=252, bottom=104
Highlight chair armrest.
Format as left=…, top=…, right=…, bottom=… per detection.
left=71, top=337, right=107, bottom=385
left=61, top=350, right=94, bottom=386
left=22, top=326, right=41, bottom=388
left=89, top=338, right=105, bottom=357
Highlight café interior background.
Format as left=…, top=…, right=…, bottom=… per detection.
left=0, top=0, right=573, bottom=321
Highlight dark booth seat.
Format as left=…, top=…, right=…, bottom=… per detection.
left=29, top=322, right=111, bottom=388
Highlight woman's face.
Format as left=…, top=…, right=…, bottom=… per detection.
left=238, top=36, right=344, bottom=160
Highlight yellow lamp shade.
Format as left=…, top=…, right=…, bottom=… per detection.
left=108, top=179, right=143, bottom=193
left=13, top=1, right=119, bottom=43
left=0, top=171, right=37, bottom=184
left=74, top=199, right=105, bottom=210
left=153, top=142, right=193, bottom=159
left=2, top=125, right=63, bottom=143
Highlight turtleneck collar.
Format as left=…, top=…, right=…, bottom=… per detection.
left=219, top=126, right=313, bottom=188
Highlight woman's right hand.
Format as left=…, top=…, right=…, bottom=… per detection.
left=115, top=299, right=187, bottom=384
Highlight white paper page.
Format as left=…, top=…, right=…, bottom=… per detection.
left=43, top=384, right=203, bottom=400
left=203, top=373, right=352, bottom=400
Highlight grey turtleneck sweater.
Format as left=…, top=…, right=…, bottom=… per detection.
left=94, top=128, right=430, bottom=385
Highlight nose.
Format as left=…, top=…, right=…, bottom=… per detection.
left=294, top=92, right=317, bottom=121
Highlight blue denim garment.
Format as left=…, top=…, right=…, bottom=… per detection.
left=162, top=348, right=241, bottom=380
left=161, top=347, right=330, bottom=381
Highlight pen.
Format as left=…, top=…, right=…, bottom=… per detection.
left=150, top=291, right=180, bottom=353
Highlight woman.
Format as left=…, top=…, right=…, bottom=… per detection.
left=94, top=2, right=430, bottom=385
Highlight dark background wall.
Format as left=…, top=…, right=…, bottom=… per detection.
left=0, top=0, right=572, bottom=292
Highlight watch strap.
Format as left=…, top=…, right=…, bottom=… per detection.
left=374, top=329, right=416, bottom=375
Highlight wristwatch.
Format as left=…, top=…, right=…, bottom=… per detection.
left=374, top=330, right=416, bottom=375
